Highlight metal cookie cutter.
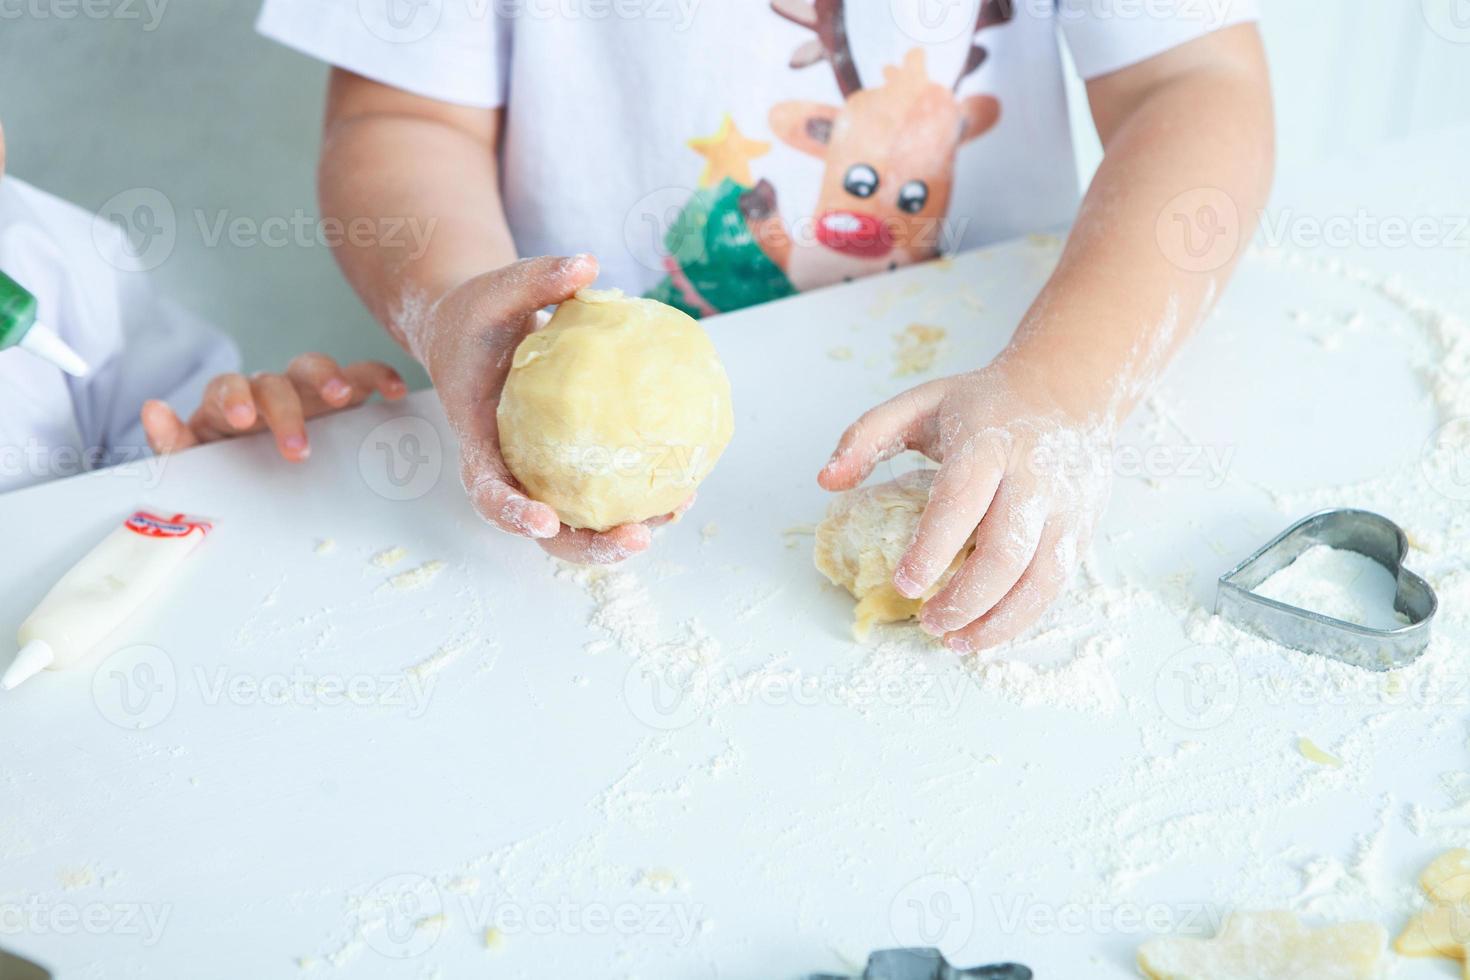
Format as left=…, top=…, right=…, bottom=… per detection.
left=807, top=948, right=1032, bottom=980
left=1215, top=509, right=1438, bottom=671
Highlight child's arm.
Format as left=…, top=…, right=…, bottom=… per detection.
left=819, top=24, right=1275, bottom=651
left=141, top=354, right=405, bottom=460
left=315, top=70, right=653, bottom=565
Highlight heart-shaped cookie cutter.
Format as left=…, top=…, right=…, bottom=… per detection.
left=805, top=949, right=1032, bottom=980
left=1215, top=509, right=1438, bottom=671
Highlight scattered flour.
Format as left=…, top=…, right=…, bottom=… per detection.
left=891, top=323, right=947, bottom=377
left=286, top=246, right=1468, bottom=973
left=781, top=524, right=815, bottom=550
left=635, top=868, right=685, bottom=893
left=387, top=561, right=445, bottom=591
left=371, top=546, right=408, bottom=569
left=58, top=865, right=96, bottom=890
left=405, top=639, right=470, bottom=679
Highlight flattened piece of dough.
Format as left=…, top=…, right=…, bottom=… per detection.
left=1422, top=849, right=1470, bottom=904
left=813, top=470, right=970, bottom=639
left=1137, top=911, right=1385, bottom=980
left=1395, top=904, right=1470, bottom=959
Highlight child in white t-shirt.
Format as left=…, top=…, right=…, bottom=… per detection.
left=0, top=120, right=408, bottom=495
left=258, top=0, right=1275, bottom=649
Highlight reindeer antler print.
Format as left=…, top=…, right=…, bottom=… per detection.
left=772, top=0, right=863, bottom=98
left=955, top=0, right=1016, bottom=89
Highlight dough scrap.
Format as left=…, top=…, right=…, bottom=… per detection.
left=1396, top=904, right=1470, bottom=958
left=813, top=470, right=969, bottom=638
left=1396, top=849, right=1470, bottom=962
left=498, top=288, right=734, bottom=531
left=1296, top=737, right=1343, bottom=767
left=1136, top=911, right=1385, bottom=980
left=1421, top=849, right=1470, bottom=905
left=892, top=323, right=947, bottom=377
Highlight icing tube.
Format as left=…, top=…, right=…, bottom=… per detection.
left=2, top=511, right=213, bottom=690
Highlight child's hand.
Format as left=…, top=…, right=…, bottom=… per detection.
left=413, top=254, right=672, bottom=565
left=141, top=355, right=407, bottom=461
left=818, top=358, right=1114, bottom=652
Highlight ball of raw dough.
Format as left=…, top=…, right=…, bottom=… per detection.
left=814, top=469, right=970, bottom=638
left=497, top=288, right=734, bottom=532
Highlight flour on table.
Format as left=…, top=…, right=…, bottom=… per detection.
left=444, top=875, right=480, bottom=896
left=279, top=245, right=1470, bottom=976
left=781, top=523, right=815, bottom=550
left=891, top=323, right=946, bottom=377
left=635, top=868, right=685, bottom=893
left=370, top=546, right=408, bottom=569
left=58, top=865, right=97, bottom=889
left=1252, top=545, right=1410, bottom=630
left=386, top=560, right=445, bottom=591
left=405, top=638, right=470, bottom=679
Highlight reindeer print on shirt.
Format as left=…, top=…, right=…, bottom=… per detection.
left=746, top=0, right=1012, bottom=290
left=644, top=0, right=1014, bottom=317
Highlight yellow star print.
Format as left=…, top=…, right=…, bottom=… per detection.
left=686, top=115, right=771, bottom=189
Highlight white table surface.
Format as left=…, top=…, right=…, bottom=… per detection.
left=2, top=128, right=1469, bottom=979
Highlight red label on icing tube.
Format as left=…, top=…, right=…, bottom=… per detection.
left=124, top=511, right=213, bottom=539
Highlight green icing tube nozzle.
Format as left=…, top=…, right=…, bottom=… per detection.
left=0, top=269, right=90, bottom=377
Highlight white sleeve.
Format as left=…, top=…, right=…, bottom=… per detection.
left=1057, top=0, right=1260, bottom=81
left=80, top=279, right=241, bottom=468
left=256, top=0, right=509, bottom=108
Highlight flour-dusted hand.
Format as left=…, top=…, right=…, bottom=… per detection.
left=818, top=358, right=1114, bottom=652
left=142, top=354, right=406, bottom=461
left=408, top=254, right=670, bottom=565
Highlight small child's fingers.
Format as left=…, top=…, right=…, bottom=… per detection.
left=644, top=493, right=697, bottom=528
left=250, top=373, right=310, bottom=461
left=464, top=466, right=560, bottom=539
left=342, top=360, right=408, bottom=402
left=537, top=523, right=651, bottom=565
left=943, top=518, right=1079, bottom=653
left=817, top=382, right=945, bottom=492
left=140, top=400, right=199, bottom=455
left=203, top=373, right=257, bottom=431
left=473, top=254, right=600, bottom=325
left=919, top=474, right=1048, bottom=636
left=286, top=353, right=354, bottom=408
left=893, top=443, right=1004, bottom=600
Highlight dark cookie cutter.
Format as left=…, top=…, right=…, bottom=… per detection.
left=1215, top=508, right=1437, bottom=671
left=806, top=948, right=1032, bottom=980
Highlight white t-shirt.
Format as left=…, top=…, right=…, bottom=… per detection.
left=259, top=0, right=1257, bottom=316
left=0, top=178, right=238, bottom=494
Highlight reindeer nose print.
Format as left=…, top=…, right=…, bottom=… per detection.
left=816, top=211, right=895, bottom=259
left=898, top=180, right=930, bottom=215
left=842, top=163, right=879, bottom=199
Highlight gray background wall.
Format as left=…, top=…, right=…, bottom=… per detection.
left=1, top=1, right=1467, bottom=386
left=0, top=0, right=424, bottom=385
